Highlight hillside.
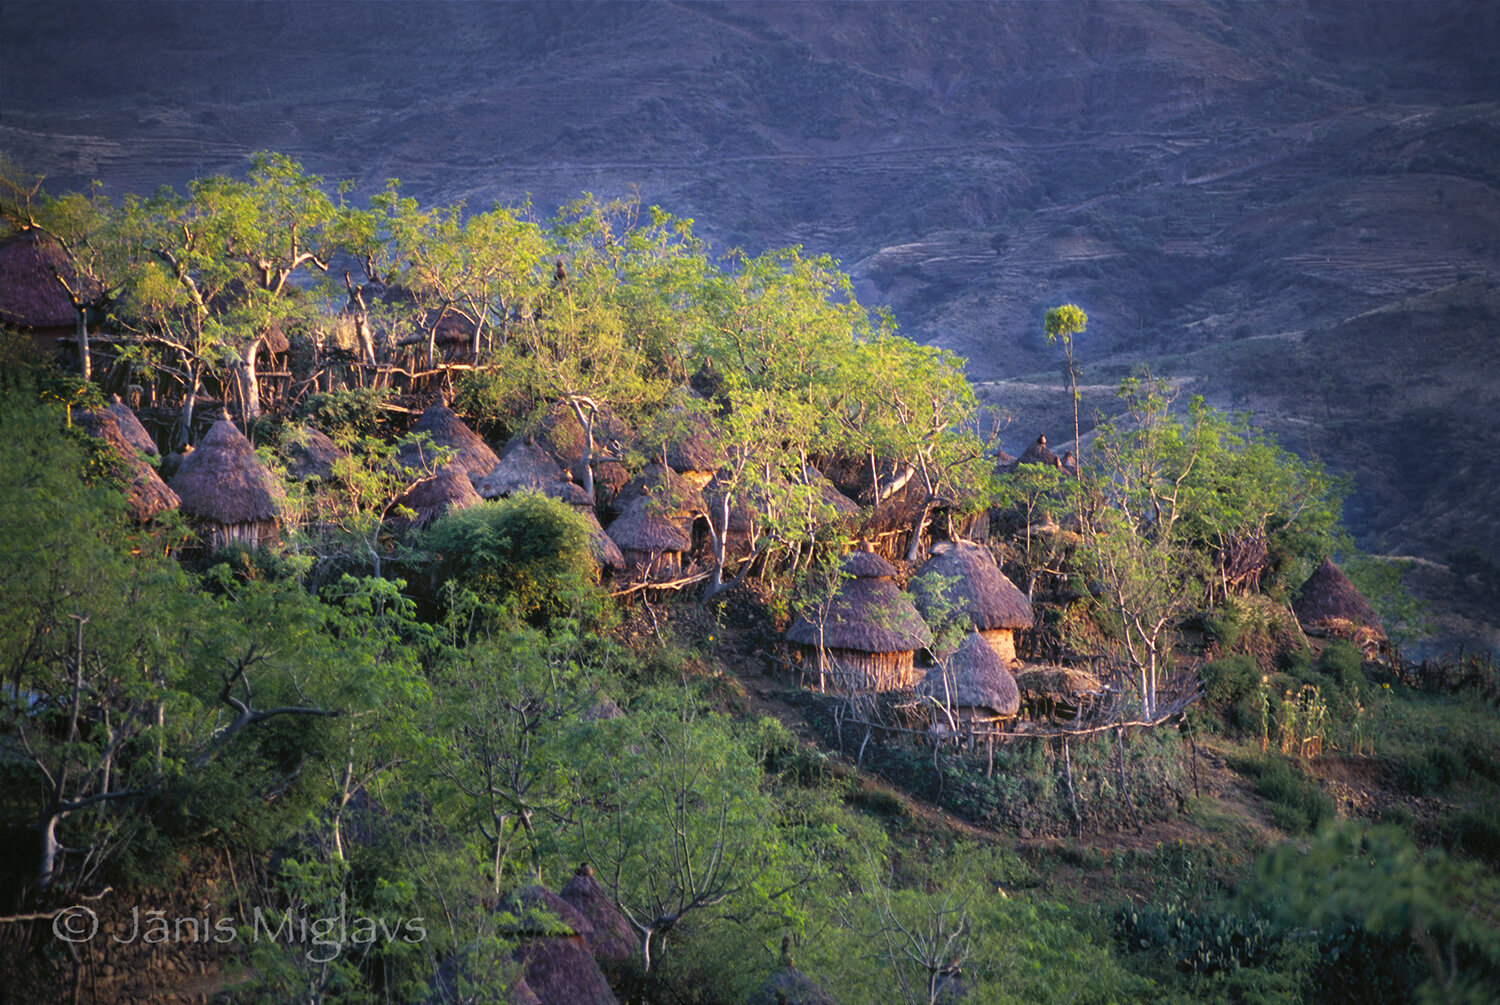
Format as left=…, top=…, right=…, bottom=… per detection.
left=3, top=0, right=1499, bottom=644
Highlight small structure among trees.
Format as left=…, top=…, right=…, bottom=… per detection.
left=76, top=401, right=180, bottom=522
left=606, top=497, right=693, bottom=577
left=1293, top=557, right=1386, bottom=654
left=911, top=540, right=1033, bottom=662
left=917, top=631, right=1021, bottom=728
left=477, top=439, right=566, bottom=499
left=498, top=882, right=620, bottom=1005
left=786, top=549, right=931, bottom=692
left=397, top=404, right=500, bottom=483
left=167, top=412, right=283, bottom=550
left=391, top=463, right=481, bottom=533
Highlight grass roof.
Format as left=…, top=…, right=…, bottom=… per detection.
left=912, top=541, right=1032, bottom=631
left=168, top=415, right=282, bottom=525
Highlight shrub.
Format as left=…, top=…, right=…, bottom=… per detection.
left=1200, top=655, right=1261, bottom=735
left=1317, top=640, right=1364, bottom=696
left=297, top=386, right=390, bottom=439
left=1231, top=754, right=1335, bottom=834
left=424, top=493, right=599, bottom=628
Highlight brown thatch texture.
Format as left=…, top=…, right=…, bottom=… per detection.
left=497, top=884, right=618, bottom=1005
left=560, top=864, right=636, bottom=963
left=0, top=228, right=81, bottom=328
left=917, top=632, right=1021, bottom=716
left=911, top=541, right=1032, bottom=632
left=786, top=551, right=930, bottom=654
left=612, top=461, right=703, bottom=519
left=477, top=440, right=565, bottom=499
left=801, top=466, right=862, bottom=518
left=105, top=397, right=158, bottom=456
left=1293, top=558, right=1384, bottom=636
left=532, top=401, right=631, bottom=467
left=748, top=965, right=839, bottom=1005
left=1015, top=434, right=1061, bottom=468
left=580, top=508, right=626, bottom=570
left=1013, top=664, right=1103, bottom=698
left=821, top=453, right=917, bottom=508
left=659, top=411, right=720, bottom=477
left=393, top=464, right=482, bottom=531
left=77, top=407, right=180, bottom=522
left=544, top=476, right=595, bottom=510
left=606, top=497, right=692, bottom=555
left=398, top=405, right=500, bottom=483
left=169, top=416, right=283, bottom=526
left=281, top=425, right=347, bottom=481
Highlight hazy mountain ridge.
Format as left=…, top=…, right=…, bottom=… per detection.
left=3, top=0, right=1499, bottom=645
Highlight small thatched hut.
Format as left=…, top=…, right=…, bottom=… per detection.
left=0, top=228, right=83, bottom=349
left=391, top=464, right=482, bottom=532
left=747, top=939, right=837, bottom=1005
left=545, top=475, right=626, bottom=573
left=499, top=883, right=619, bottom=1005
left=1014, top=433, right=1061, bottom=469
left=611, top=460, right=703, bottom=522
left=397, top=405, right=500, bottom=484
left=911, top=541, right=1033, bottom=662
left=559, top=863, right=636, bottom=964
left=658, top=408, right=720, bottom=489
left=76, top=405, right=180, bottom=522
left=1293, top=557, right=1385, bottom=647
left=168, top=414, right=282, bottom=550
left=102, top=396, right=158, bottom=457
left=477, top=440, right=566, bottom=499
left=606, top=497, right=692, bottom=576
left=786, top=550, right=931, bottom=692
left=1013, top=664, right=1104, bottom=723
left=917, top=632, right=1021, bottom=726
left=281, top=425, right=347, bottom=481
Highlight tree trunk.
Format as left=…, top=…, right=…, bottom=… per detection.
left=75, top=309, right=91, bottom=382
left=233, top=339, right=262, bottom=423
left=174, top=358, right=202, bottom=449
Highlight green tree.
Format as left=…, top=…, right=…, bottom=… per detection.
left=1044, top=303, right=1087, bottom=451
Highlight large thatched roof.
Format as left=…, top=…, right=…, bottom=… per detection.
left=1293, top=557, right=1384, bottom=635
left=659, top=409, right=720, bottom=474
left=397, top=405, right=499, bottom=483
left=0, top=228, right=81, bottom=329
left=544, top=475, right=595, bottom=510
left=786, top=551, right=931, bottom=653
left=104, top=397, right=157, bottom=456
left=559, top=864, right=635, bottom=963
left=281, top=425, right=346, bottom=481
left=801, top=466, right=862, bottom=518
left=477, top=440, right=566, bottom=499
left=77, top=406, right=180, bottom=522
left=911, top=541, right=1032, bottom=632
left=748, top=965, right=838, bottom=1005
left=1013, top=664, right=1103, bottom=698
left=499, top=884, right=593, bottom=939
left=917, top=632, right=1021, bottom=715
left=606, top=497, right=692, bottom=554
left=168, top=415, right=282, bottom=525
left=579, top=508, right=626, bottom=570
left=393, top=464, right=482, bottom=531
left=612, top=460, right=703, bottom=518
left=499, top=884, right=618, bottom=1005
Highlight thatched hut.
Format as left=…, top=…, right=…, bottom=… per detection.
left=498, top=883, right=619, bottom=1005
left=102, top=396, right=158, bottom=457
left=545, top=475, right=626, bottom=573
left=559, top=863, right=636, bottom=964
left=1013, top=664, right=1104, bottom=723
left=918, top=632, right=1021, bottom=726
left=786, top=550, right=931, bottom=692
left=747, top=939, right=837, bottom=1005
left=397, top=405, right=500, bottom=484
left=281, top=425, right=347, bottom=481
left=0, top=228, right=82, bottom=350
left=391, top=464, right=482, bottom=532
left=658, top=409, right=720, bottom=490
left=168, top=414, right=283, bottom=550
left=606, top=497, right=692, bottom=576
left=911, top=542, right=1033, bottom=662
left=76, top=405, right=180, bottom=522
left=477, top=440, right=566, bottom=499
left=611, top=460, right=703, bottom=522
left=1014, top=433, right=1061, bottom=469
left=1293, top=557, right=1385, bottom=648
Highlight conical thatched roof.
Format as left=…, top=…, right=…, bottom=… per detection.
left=543, top=475, right=595, bottom=510
left=0, top=228, right=81, bottom=329
left=499, top=884, right=619, bottom=1005
left=77, top=406, right=180, bottom=522
left=612, top=460, right=703, bottom=518
left=397, top=405, right=499, bottom=483
left=796, top=465, right=861, bottom=519
left=393, top=464, right=482, bottom=531
left=168, top=416, right=282, bottom=525
left=281, top=425, right=346, bottom=481
left=104, top=396, right=158, bottom=457
left=477, top=440, right=566, bottom=499
left=532, top=400, right=631, bottom=468
left=748, top=964, right=838, bottom=1005
left=560, top=864, right=636, bottom=963
left=1292, top=558, right=1384, bottom=635
left=917, top=633, right=1021, bottom=716
left=659, top=410, right=720, bottom=475
left=1015, top=433, right=1060, bottom=468
left=786, top=551, right=931, bottom=653
left=911, top=541, right=1032, bottom=632
left=606, top=497, right=692, bottom=554
left=576, top=507, right=625, bottom=570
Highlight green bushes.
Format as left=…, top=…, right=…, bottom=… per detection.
left=1228, top=754, right=1335, bottom=834
left=424, top=493, right=601, bottom=628
left=1317, top=640, right=1364, bottom=695
left=297, top=386, right=391, bottom=439
left=1199, top=655, right=1263, bottom=736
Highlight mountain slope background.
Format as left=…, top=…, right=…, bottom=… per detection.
left=3, top=0, right=1498, bottom=650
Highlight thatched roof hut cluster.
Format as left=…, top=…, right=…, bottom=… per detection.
left=498, top=881, right=620, bottom=1005
left=392, top=464, right=482, bottom=533
left=911, top=541, right=1033, bottom=662
left=168, top=413, right=284, bottom=551
left=76, top=398, right=180, bottom=523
